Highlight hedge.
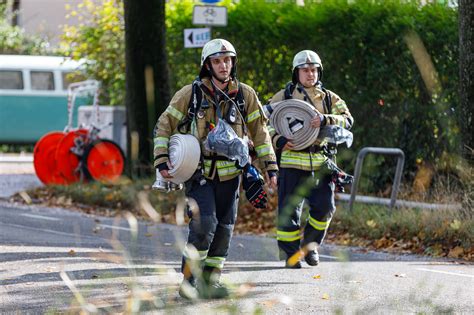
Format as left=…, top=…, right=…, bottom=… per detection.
left=64, top=0, right=460, bottom=192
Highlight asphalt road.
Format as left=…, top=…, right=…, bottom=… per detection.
left=0, top=163, right=473, bottom=313
left=1, top=199, right=473, bottom=314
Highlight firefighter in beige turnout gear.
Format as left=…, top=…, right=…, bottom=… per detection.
left=153, top=39, right=278, bottom=298
left=268, top=50, right=354, bottom=268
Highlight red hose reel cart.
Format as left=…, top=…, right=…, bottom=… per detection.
left=33, top=80, right=125, bottom=185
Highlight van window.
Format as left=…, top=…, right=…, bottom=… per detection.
left=62, top=71, right=86, bottom=90
left=31, top=71, right=55, bottom=90
left=0, top=71, right=24, bottom=89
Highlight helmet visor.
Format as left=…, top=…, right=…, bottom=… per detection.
left=209, top=51, right=236, bottom=59
left=297, top=63, right=320, bottom=69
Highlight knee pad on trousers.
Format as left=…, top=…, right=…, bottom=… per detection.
left=189, top=215, right=218, bottom=249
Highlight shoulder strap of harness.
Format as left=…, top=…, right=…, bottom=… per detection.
left=284, top=81, right=295, bottom=100
left=177, top=78, right=202, bottom=134
left=236, top=83, right=246, bottom=117
left=321, top=86, right=332, bottom=114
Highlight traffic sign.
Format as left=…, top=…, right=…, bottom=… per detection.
left=184, top=28, right=211, bottom=48
left=193, top=5, right=227, bottom=26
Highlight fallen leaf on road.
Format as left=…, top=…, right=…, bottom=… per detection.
left=68, top=249, right=76, bottom=256
left=313, top=274, right=321, bottom=279
left=322, top=293, right=330, bottom=300
left=145, top=233, right=153, bottom=237
left=235, top=283, right=254, bottom=297
left=260, top=299, right=277, bottom=308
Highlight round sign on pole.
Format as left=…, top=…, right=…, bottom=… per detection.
left=201, top=0, right=222, bottom=3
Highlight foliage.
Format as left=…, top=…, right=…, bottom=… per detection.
left=330, top=203, right=473, bottom=260
left=60, top=0, right=125, bottom=105
left=60, top=0, right=460, bottom=190
left=0, top=3, right=50, bottom=54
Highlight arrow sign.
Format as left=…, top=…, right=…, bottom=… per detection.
left=184, top=28, right=211, bottom=48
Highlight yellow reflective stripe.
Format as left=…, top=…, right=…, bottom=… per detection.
left=247, top=109, right=261, bottom=123
left=308, top=215, right=330, bottom=231
left=267, top=125, right=275, bottom=133
left=204, top=256, right=225, bottom=269
left=216, top=161, right=240, bottom=176
left=276, top=230, right=302, bottom=242
left=255, top=143, right=272, bottom=157
left=165, top=106, right=184, bottom=120
left=333, top=101, right=348, bottom=112
left=203, top=160, right=212, bottom=177
left=153, top=137, right=169, bottom=149
left=280, top=151, right=327, bottom=168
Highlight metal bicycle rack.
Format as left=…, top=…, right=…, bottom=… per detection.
left=349, top=147, right=405, bottom=211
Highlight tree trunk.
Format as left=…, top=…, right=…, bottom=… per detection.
left=123, top=0, right=170, bottom=177
left=459, top=0, right=474, bottom=160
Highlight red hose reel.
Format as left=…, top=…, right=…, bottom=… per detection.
left=33, top=81, right=125, bottom=185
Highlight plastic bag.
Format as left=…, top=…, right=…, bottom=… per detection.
left=317, top=125, right=353, bottom=148
left=204, top=118, right=250, bottom=167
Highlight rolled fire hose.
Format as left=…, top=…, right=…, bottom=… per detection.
left=152, top=134, right=200, bottom=192
left=265, top=99, right=320, bottom=151
left=168, top=134, right=201, bottom=184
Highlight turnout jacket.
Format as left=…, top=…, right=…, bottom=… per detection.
left=154, top=77, right=278, bottom=181
left=268, top=83, right=353, bottom=171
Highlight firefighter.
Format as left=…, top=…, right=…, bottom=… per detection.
left=153, top=39, right=278, bottom=298
left=268, top=50, right=354, bottom=268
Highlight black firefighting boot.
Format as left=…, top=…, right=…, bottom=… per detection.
left=304, top=249, right=320, bottom=266
left=197, top=266, right=230, bottom=299
left=179, top=256, right=200, bottom=299
left=179, top=275, right=198, bottom=300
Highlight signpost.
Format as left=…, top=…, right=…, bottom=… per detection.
left=184, top=28, right=211, bottom=48
left=184, top=2, right=227, bottom=49
left=192, top=5, right=227, bottom=26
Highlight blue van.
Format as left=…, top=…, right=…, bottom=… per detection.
left=0, top=55, right=88, bottom=144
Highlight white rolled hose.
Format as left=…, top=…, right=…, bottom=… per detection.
left=266, top=99, right=320, bottom=151
left=167, top=134, right=201, bottom=184
left=152, top=134, right=201, bottom=192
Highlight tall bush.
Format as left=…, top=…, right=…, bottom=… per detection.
left=0, top=3, right=49, bottom=54
left=60, top=0, right=125, bottom=105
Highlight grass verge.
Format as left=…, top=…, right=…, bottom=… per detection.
left=9, top=176, right=473, bottom=262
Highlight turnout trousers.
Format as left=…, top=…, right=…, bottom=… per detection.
left=277, top=167, right=336, bottom=260
left=182, top=174, right=240, bottom=280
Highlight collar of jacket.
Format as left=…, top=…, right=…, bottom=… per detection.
left=297, top=83, right=325, bottom=100
left=201, top=77, right=240, bottom=100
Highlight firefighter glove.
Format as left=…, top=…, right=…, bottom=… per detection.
left=243, top=165, right=268, bottom=209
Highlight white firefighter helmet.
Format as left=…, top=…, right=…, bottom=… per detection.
left=292, top=50, right=323, bottom=84
left=201, top=38, right=237, bottom=66
left=199, top=38, right=238, bottom=79
left=292, top=50, right=323, bottom=71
